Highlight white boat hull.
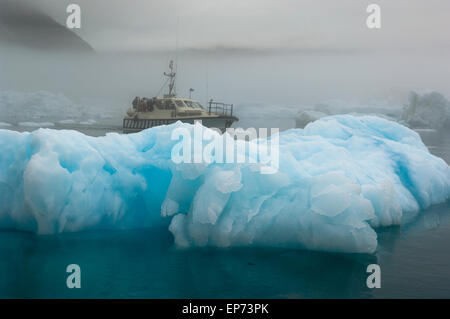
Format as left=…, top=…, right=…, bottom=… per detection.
left=123, top=115, right=237, bottom=134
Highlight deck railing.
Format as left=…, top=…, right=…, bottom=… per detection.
left=208, top=99, right=234, bottom=116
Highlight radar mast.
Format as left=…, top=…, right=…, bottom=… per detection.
left=164, top=60, right=176, bottom=97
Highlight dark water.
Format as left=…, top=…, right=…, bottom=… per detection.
left=0, top=127, right=449, bottom=299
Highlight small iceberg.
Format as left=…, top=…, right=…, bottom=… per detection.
left=18, top=122, right=55, bottom=127
left=401, top=91, right=450, bottom=130
left=79, top=119, right=97, bottom=125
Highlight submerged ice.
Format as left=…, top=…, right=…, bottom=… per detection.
left=0, top=115, right=449, bottom=253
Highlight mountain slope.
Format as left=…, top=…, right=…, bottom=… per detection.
left=0, top=0, right=94, bottom=52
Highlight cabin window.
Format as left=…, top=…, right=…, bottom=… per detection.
left=193, top=102, right=204, bottom=109
left=184, top=101, right=194, bottom=108
left=164, top=100, right=176, bottom=110
left=174, top=100, right=185, bottom=108
left=184, top=101, right=203, bottom=109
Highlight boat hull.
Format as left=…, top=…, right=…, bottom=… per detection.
left=123, top=116, right=238, bottom=134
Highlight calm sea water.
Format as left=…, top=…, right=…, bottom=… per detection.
left=0, top=125, right=449, bottom=299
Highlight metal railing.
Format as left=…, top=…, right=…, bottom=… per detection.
left=208, top=99, right=234, bottom=116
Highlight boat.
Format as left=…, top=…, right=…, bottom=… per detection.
left=123, top=61, right=238, bottom=133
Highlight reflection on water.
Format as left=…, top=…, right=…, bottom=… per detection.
left=0, top=227, right=378, bottom=299
left=373, top=202, right=450, bottom=298
left=416, top=128, right=450, bottom=165
left=1, top=202, right=449, bottom=299
left=0, top=127, right=448, bottom=298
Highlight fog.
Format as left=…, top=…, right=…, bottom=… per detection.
left=1, top=0, right=450, bottom=127
left=2, top=47, right=449, bottom=112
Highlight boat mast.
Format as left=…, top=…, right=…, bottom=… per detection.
left=163, top=18, right=179, bottom=98
left=164, top=60, right=176, bottom=97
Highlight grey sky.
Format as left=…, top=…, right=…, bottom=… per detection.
left=2, top=0, right=449, bottom=105
left=30, top=0, right=450, bottom=53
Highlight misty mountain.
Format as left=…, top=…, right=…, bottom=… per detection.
left=0, top=0, right=94, bottom=52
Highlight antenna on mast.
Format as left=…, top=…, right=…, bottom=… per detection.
left=173, top=17, right=179, bottom=96
left=164, top=60, right=176, bottom=97
left=205, top=53, right=209, bottom=107
left=162, top=17, right=180, bottom=98
left=175, top=17, right=179, bottom=72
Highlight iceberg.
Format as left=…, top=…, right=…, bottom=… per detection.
left=294, top=97, right=406, bottom=129
left=295, top=110, right=327, bottom=128
left=79, top=119, right=97, bottom=125
left=0, top=115, right=448, bottom=253
left=0, top=91, right=83, bottom=122
left=401, top=91, right=450, bottom=130
left=18, top=122, right=55, bottom=127
left=0, top=90, right=122, bottom=125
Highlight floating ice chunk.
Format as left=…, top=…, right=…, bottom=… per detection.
left=0, top=115, right=448, bottom=254
left=79, top=119, right=97, bottom=125
left=295, top=110, right=327, bottom=128
left=0, top=90, right=121, bottom=124
left=401, top=91, right=450, bottom=130
left=19, top=122, right=54, bottom=127
left=58, top=119, right=76, bottom=124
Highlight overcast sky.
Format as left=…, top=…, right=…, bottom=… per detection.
left=2, top=0, right=449, bottom=105
left=25, top=0, right=450, bottom=53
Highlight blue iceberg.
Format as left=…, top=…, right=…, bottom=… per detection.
left=0, top=115, right=448, bottom=253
